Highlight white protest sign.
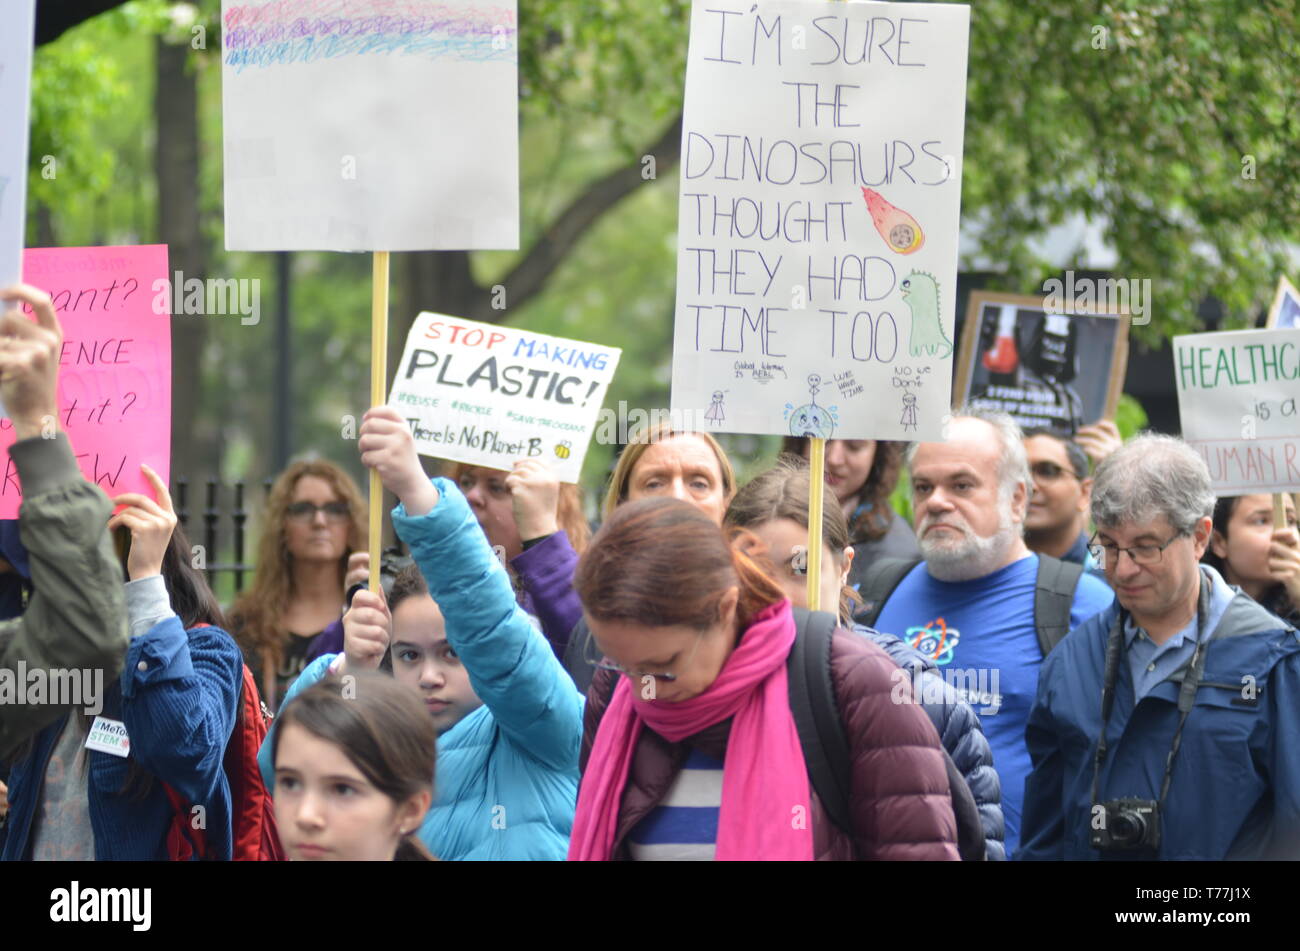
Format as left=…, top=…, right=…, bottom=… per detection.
left=0, top=0, right=36, bottom=287
left=221, top=0, right=519, bottom=251
left=389, top=313, right=621, bottom=482
left=671, top=0, right=970, bottom=440
left=1175, top=328, right=1300, bottom=493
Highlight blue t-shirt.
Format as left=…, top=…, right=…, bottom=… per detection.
left=874, top=553, right=1113, bottom=855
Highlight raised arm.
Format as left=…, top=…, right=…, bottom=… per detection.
left=360, top=407, right=583, bottom=771
left=506, top=459, right=585, bottom=656
left=112, top=465, right=242, bottom=805
left=0, top=285, right=128, bottom=759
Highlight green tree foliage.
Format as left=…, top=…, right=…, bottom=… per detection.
left=25, top=0, right=1300, bottom=511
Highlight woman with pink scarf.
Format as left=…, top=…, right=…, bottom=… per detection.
left=568, top=497, right=960, bottom=861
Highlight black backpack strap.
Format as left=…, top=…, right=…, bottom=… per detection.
left=1033, top=554, right=1085, bottom=657
left=852, top=556, right=923, bottom=627
left=787, top=606, right=853, bottom=835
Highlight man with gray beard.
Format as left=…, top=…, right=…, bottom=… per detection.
left=864, top=409, right=1113, bottom=854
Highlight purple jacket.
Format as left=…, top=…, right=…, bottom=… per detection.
left=305, top=530, right=584, bottom=664
left=511, top=530, right=583, bottom=660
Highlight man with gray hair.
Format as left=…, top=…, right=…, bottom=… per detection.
left=1020, top=434, right=1300, bottom=859
left=858, top=409, right=1113, bottom=856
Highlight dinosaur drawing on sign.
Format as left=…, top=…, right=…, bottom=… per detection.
left=901, top=270, right=952, bottom=359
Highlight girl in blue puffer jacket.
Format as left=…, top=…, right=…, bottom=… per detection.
left=258, top=407, right=584, bottom=860
left=725, top=457, right=1007, bottom=860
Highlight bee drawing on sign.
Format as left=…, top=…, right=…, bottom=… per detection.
left=554, top=440, right=572, bottom=460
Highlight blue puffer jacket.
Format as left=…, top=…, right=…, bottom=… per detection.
left=1, top=619, right=242, bottom=860
left=855, top=624, right=1006, bottom=861
left=259, top=477, right=584, bottom=860
left=1019, top=593, right=1300, bottom=860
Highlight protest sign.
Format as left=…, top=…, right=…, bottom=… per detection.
left=1175, top=327, right=1300, bottom=494
left=670, top=0, right=969, bottom=440
left=389, top=313, right=620, bottom=482
left=220, top=0, right=520, bottom=252
left=955, top=291, right=1129, bottom=437
left=0, top=0, right=36, bottom=287
left=0, top=246, right=172, bottom=516
left=1267, top=276, right=1300, bottom=330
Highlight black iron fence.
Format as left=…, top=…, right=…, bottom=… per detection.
left=173, top=477, right=271, bottom=603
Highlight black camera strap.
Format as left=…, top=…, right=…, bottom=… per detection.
left=1090, top=571, right=1214, bottom=809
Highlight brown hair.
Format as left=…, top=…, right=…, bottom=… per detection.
left=576, top=496, right=786, bottom=633
left=725, top=455, right=861, bottom=621
left=444, top=462, right=591, bottom=555
left=387, top=563, right=430, bottom=615
left=781, top=436, right=905, bottom=542
left=230, top=460, right=367, bottom=668
left=604, top=419, right=737, bottom=522
left=272, top=672, right=437, bottom=861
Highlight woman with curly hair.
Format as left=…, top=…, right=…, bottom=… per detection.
left=230, top=460, right=367, bottom=709
left=782, top=437, right=918, bottom=589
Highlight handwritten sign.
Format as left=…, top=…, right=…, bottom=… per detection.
left=0, top=0, right=36, bottom=286
left=388, top=313, right=620, bottom=482
left=0, top=246, right=172, bottom=516
left=1175, top=327, right=1300, bottom=493
left=220, top=0, right=519, bottom=251
left=670, top=0, right=969, bottom=440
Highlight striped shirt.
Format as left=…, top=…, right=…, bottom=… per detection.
left=627, top=749, right=724, bottom=861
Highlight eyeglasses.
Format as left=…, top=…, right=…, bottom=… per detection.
left=584, top=629, right=706, bottom=684
left=1088, top=531, right=1186, bottom=568
left=1030, top=461, right=1083, bottom=483
left=286, top=501, right=351, bottom=523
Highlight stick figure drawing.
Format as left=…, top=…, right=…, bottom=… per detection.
left=705, top=390, right=726, bottom=426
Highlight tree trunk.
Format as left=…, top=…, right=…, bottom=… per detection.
left=155, top=37, right=210, bottom=483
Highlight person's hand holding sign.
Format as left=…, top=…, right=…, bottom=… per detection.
left=1075, top=420, right=1123, bottom=469
left=506, top=459, right=561, bottom=542
left=1268, top=526, right=1300, bottom=607
left=0, top=284, right=62, bottom=441
left=358, top=406, right=439, bottom=517
left=108, top=464, right=177, bottom=581
left=341, top=588, right=391, bottom=673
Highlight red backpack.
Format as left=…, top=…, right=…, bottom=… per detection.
left=165, top=642, right=285, bottom=861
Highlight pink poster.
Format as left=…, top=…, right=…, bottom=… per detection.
left=0, top=245, right=172, bottom=517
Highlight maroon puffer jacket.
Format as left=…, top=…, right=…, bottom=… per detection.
left=579, top=628, right=960, bottom=860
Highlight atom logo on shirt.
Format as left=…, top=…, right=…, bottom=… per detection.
left=903, top=618, right=960, bottom=666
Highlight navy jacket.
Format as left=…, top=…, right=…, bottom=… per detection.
left=856, top=625, right=1006, bottom=861
left=1, top=619, right=243, bottom=861
left=1019, top=592, right=1300, bottom=860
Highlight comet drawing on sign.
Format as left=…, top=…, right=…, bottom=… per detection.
left=861, top=187, right=924, bottom=255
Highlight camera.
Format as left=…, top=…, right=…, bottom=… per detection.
left=1091, top=798, right=1161, bottom=852
left=346, top=546, right=416, bottom=607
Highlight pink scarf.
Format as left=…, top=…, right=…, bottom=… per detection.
left=568, top=599, right=814, bottom=861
